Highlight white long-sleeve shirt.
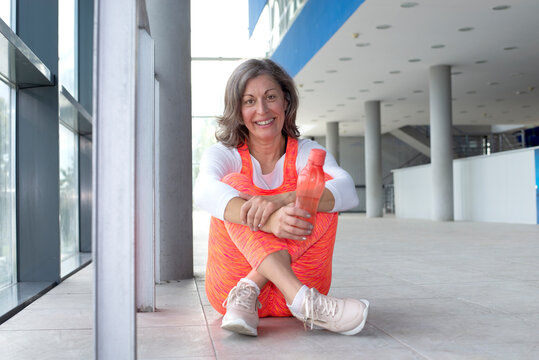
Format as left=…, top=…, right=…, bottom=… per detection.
left=194, top=138, right=359, bottom=220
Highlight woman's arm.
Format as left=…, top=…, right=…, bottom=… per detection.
left=224, top=196, right=312, bottom=241
left=238, top=191, right=295, bottom=231
left=193, top=144, right=242, bottom=220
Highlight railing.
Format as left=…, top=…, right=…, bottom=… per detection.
left=268, top=0, right=308, bottom=54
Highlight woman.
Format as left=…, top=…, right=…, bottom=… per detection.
left=194, top=58, right=369, bottom=337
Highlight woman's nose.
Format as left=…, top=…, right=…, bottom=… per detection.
left=256, top=98, right=268, bottom=114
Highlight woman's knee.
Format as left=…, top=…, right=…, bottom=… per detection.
left=261, top=249, right=291, bottom=267
left=221, top=173, right=255, bottom=195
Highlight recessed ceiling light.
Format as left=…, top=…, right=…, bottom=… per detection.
left=522, top=105, right=531, bottom=108
left=413, top=90, right=423, bottom=93
left=466, top=90, right=477, bottom=94
left=525, top=115, right=532, bottom=119
left=495, top=99, right=504, bottom=102
left=347, top=97, right=357, bottom=100
left=376, top=24, right=392, bottom=30
left=511, top=72, right=523, bottom=77
left=417, top=110, right=425, bottom=113
left=397, top=97, right=406, bottom=101
left=359, top=89, right=370, bottom=93
left=408, top=58, right=421, bottom=63
left=431, top=44, right=445, bottom=49
left=339, top=57, right=353, bottom=61
left=460, top=110, right=468, bottom=114
left=326, top=70, right=338, bottom=73
left=320, top=115, right=326, bottom=118
left=404, top=115, right=411, bottom=119
left=337, top=104, right=346, bottom=107
left=401, top=2, right=418, bottom=8
left=492, top=5, right=510, bottom=11
left=477, top=105, right=485, bottom=108
left=502, top=111, right=510, bottom=114
left=487, top=82, right=499, bottom=86
left=384, top=104, right=393, bottom=107
left=452, top=71, right=462, bottom=75
left=314, top=80, right=325, bottom=84
left=389, top=70, right=401, bottom=74
left=327, top=109, right=335, bottom=112
left=503, top=46, right=518, bottom=51
left=452, top=98, right=457, bottom=101
left=516, top=91, right=527, bottom=95
left=356, top=42, right=371, bottom=47
left=373, top=80, right=384, bottom=84
left=304, top=89, right=315, bottom=92
left=312, top=119, right=318, bottom=122
left=475, top=60, right=488, bottom=64
left=458, top=27, right=474, bottom=32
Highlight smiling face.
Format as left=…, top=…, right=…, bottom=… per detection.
left=241, top=74, right=288, bottom=144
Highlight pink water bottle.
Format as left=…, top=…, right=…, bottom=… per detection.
left=295, top=149, right=326, bottom=227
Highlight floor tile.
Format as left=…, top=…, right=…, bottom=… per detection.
left=137, top=326, right=214, bottom=358
left=0, top=329, right=92, bottom=360
left=0, top=308, right=92, bottom=330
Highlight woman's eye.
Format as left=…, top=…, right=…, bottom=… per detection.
left=244, top=98, right=255, bottom=105
left=266, top=94, right=277, bottom=101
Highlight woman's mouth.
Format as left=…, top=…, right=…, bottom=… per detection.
left=255, top=118, right=275, bottom=126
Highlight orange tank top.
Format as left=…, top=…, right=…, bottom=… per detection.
left=236, top=137, right=299, bottom=196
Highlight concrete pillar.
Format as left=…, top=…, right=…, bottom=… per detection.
left=94, top=0, right=137, bottom=357
left=429, top=65, right=454, bottom=221
left=17, top=0, right=60, bottom=283
left=135, top=28, right=155, bottom=312
left=326, top=121, right=340, bottom=163
left=364, top=101, right=383, bottom=217
left=146, top=0, right=193, bottom=280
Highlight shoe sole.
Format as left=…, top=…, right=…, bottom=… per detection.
left=339, top=299, right=369, bottom=336
left=221, top=318, right=258, bottom=337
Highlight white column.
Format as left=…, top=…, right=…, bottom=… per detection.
left=154, top=78, right=161, bottom=284
left=146, top=0, right=193, bottom=280
left=429, top=65, right=454, bottom=221
left=135, top=28, right=155, bottom=312
left=364, top=101, right=383, bottom=217
left=93, top=0, right=137, bottom=357
left=326, top=121, right=340, bottom=164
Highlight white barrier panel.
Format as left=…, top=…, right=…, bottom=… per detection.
left=393, top=147, right=538, bottom=224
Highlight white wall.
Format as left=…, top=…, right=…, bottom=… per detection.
left=394, top=164, right=431, bottom=219
left=393, top=147, right=538, bottom=224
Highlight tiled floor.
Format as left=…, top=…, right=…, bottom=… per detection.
left=1, top=212, right=539, bottom=359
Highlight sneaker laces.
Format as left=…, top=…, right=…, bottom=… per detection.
left=303, top=288, right=338, bottom=330
left=222, top=283, right=262, bottom=311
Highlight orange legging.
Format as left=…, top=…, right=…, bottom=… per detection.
left=205, top=139, right=338, bottom=317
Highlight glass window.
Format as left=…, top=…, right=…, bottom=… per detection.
left=0, top=0, right=12, bottom=28
left=0, top=79, right=15, bottom=289
left=59, top=124, right=79, bottom=269
left=58, top=0, right=78, bottom=98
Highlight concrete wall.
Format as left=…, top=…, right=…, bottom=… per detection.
left=393, top=147, right=538, bottom=224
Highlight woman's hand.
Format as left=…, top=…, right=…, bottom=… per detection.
left=239, top=192, right=295, bottom=231
left=259, top=203, right=313, bottom=241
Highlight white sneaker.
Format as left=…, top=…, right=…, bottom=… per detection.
left=291, top=288, right=369, bottom=335
left=221, top=281, right=262, bottom=336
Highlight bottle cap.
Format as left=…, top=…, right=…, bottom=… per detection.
left=309, top=149, right=326, bottom=166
